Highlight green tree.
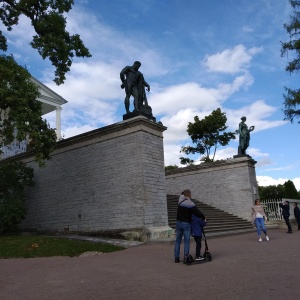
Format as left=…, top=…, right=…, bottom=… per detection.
left=258, top=185, right=286, bottom=200
left=281, top=0, right=300, bottom=123
left=180, top=108, right=236, bottom=164
left=0, top=161, right=34, bottom=233
left=165, top=165, right=179, bottom=171
left=0, top=1, right=91, bottom=232
left=0, top=0, right=91, bottom=85
left=284, top=180, right=299, bottom=199
left=0, top=55, right=57, bottom=166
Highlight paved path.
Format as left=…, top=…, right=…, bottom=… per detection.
left=0, top=228, right=299, bottom=300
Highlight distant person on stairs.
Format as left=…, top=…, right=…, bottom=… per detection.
left=174, top=189, right=205, bottom=264
left=251, top=199, right=270, bottom=242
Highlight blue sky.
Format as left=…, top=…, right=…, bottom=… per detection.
left=1, top=0, right=300, bottom=191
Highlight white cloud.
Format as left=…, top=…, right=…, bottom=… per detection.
left=225, top=100, right=287, bottom=132
left=62, top=125, right=97, bottom=139
left=203, top=44, right=263, bottom=74
left=151, top=72, right=254, bottom=117
left=242, top=26, right=254, bottom=33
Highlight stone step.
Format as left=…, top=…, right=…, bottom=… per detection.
left=167, top=194, right=254, bottom=236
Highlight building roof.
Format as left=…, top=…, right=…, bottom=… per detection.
left=30, top=76, right=68, bottom=115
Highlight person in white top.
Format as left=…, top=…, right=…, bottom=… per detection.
left=251, top=199, right=269, bottom=242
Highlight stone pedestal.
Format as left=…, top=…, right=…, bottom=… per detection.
left=123, top=110, right=156, bottom=122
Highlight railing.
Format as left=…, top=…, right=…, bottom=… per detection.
left=260, top=198, right=282, bottom=221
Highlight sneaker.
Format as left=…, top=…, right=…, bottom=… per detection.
left=175, top=258, right=180, bottom=263
left=195, top=256, right=205, bottom=261
left=258, top=237, right=262, bottom=242
left=183, top=255, right=193, bottom=264
left=266, top=236, right=269, bottom=241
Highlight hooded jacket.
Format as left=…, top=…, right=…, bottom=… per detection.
left=176, top=195, right=205, bottom=223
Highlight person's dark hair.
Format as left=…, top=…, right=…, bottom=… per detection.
left=294, top=202, right=298, bottom=206
left=182, top=189, right=191, bottom=197
left=255, top=199, right=260, bottom=205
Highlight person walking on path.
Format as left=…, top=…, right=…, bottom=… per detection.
left=279, top=200, right=292, bottom=233
left=174, top=190, right=205, bottom=264
left=191, top=214, right=207, bottom=260
left=251, top=199, right=270, bottom=242
left=293, top=203, right=300, bottom=230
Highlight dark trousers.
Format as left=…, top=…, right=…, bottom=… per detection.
left=283, top=216, right=292, bottom=232
left=296, top=217, right=300, bottom=230
left=193, top=236, right=202, bottom=257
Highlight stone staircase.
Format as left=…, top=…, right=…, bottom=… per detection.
left=167, top=195, right=255, bottom=238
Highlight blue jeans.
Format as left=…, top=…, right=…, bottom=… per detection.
left=174, top=221, right=191, bottom=258
left=255, top=218, right=267, bottom=236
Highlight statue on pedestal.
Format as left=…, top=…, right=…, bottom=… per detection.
left=238, top=116, right=255, bottom=155
left=120, top=61, right=155, bottom=121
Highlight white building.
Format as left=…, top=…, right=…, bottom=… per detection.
left=1, top=76, right=67, bottom=159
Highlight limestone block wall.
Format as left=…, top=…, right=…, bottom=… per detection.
left=165, top=157, right=258, bottom=221
left=3, top=116, right=169, bottom=238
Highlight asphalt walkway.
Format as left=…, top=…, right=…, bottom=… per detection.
left=0, top=228, right=299, bottom=300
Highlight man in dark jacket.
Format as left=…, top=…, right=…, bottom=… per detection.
left=174, top=189, right=205, bottom=263
left=294, top=203, right=300, bottom=230
left=279, top=201, right=292, bottom=233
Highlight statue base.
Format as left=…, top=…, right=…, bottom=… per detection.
left=233, top=154, right=252, bottom=159
left=234, top=147, right=254, bottom=159
left=123, top=109, right=156, bottom=122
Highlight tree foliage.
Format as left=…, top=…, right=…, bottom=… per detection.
left=281, top=0, right=300, bottom=123
left=0, top=1, right=92, bottom=233
left=284, top=180, right=299, bottom=199
left=258, top=184, right=286, bottom=200
left=0, top=0, right=91, bottom=85
left=180, top=108, right=236, bottom=164
left=258, top=180, right=299, bottom=200
left=0, top=161, right=34, bottom=233
left=0, top=55, right=57, bottom=166
left=164, top=165, right=179, bottom=171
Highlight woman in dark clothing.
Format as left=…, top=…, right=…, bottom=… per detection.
left=279, top=201, right=292, bottom=233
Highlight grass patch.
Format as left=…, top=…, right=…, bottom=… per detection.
left=0, top=235, right=125, bottom=259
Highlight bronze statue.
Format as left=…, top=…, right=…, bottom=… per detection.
left=238, top=116, right=254, bottom=155
left=120, top=61, right=150, bottom=114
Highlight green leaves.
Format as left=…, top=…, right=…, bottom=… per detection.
left=0, top=161, right=34, bottom=233
left=281, top=0, right=300, bottom=123
left=0, top=0, right=91, bottom=85
left=180, top=108, right=236, bottom=164
left=0, top=55, right=57, bottom=167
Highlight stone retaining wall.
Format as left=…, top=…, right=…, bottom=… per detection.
left=1, top=116, right=172, bottom=241
left=165, top=157, right=258, bottom=221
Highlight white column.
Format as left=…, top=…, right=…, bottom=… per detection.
left=56, top=106, right=62, bottom=140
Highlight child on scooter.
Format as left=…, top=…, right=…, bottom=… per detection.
left=191, top=214, right=207, bottom=260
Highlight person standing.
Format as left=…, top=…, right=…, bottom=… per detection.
left=293, top=203, right=300, bottom=230
left=251, top=199, right=269, bottom=242
left=174, top=190, right=205, bottom=264
left=279, top=201, right=292, bottom=233
left=191, top=214, right=207, bottom=260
